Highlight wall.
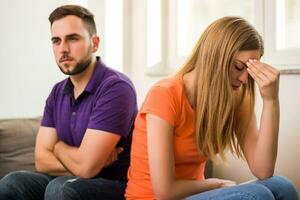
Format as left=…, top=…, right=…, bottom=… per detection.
left=0, top=0, right=66, bottom=118
left=0, top=0, right=105, bottom=118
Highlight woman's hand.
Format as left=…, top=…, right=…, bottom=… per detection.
left=246, top=59, right=280, bottom=102
left=204, top=178, right=236, bottom=189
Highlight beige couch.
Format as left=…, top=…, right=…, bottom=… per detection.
left=0, top=117, right=41, bottom=178
left=0, top=117, right=212, bottom=179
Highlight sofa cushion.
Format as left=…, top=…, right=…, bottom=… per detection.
left=0, top=117, right=41, bottom=178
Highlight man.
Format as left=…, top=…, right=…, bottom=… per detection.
left=0, top=5, right=137, bottom=200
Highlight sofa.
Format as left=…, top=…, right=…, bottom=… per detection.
left=0, top=117, right=41, bottom=178
left=0, top=117, right=212, bottom=179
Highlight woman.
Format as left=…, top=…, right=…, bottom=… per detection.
left=125, top=16, right=298, bottom=200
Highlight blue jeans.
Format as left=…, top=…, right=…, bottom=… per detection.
left=0, top=170, right=126, bottom=200
left=186, top=176, right=298, bottom=200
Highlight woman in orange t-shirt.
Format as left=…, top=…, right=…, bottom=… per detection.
left=125, top=16, right=298, bottom=200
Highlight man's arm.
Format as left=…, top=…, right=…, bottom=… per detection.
left=53, top=129, right=121, bottom=178
left=35, top=126, right=72, bottom=176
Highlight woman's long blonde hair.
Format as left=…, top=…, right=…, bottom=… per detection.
left=178, top=16, right=264, bottom=161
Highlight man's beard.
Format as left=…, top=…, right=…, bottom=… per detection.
left=58, top=52, right=93, bottom=76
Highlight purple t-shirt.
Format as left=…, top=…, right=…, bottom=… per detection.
left=41, top=57, right=137, bottom=181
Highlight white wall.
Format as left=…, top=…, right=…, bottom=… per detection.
left=0, top=0, right=123, bottom=118
left=0, top=0, right=66, bottom=118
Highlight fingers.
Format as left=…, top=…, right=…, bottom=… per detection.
left=205, top=178, right=237, bottom=189
left=104, top=147, right=124, bottom=168
left=116, top=147, right=124, bottom=154
left=246, top=59, right=280, bottom=88
left=246, top=60, right=269, bottom=84
left=220, top=179, right=236, bottom=188
left=246, top=64, right=264, bottom=86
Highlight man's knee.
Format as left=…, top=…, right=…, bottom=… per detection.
left=0, top=171, right=33, bottom=189
left=45, top=176, right=80, bottom=200
left=0, top=171, right=36, bottom=198
left=45, top=177, right=125, bottom=200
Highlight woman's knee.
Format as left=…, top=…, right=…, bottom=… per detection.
left=236, top=183, right=275, bottom=200
left=268, top=175, right=296, bottom=188
left=186, top=183, right=274, bottom=200
left=259, top=175, right=299, bottom=199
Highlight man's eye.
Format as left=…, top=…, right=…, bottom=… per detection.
left=69, top=37, right=78, bottom=41
left=52, top=39, right=59, bottom=44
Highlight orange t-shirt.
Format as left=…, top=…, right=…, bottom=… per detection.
left=125, top=75, right=207, bottom=200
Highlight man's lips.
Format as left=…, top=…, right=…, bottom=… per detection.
left=59, top=56, right=74, bottom=63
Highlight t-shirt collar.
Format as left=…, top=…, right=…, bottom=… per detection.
left=62, top=56, right=106, bottom=95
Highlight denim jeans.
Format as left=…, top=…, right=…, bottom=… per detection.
left=0, top=170, right=126, bottom=200
left=186, top=176, right=298, bottom=200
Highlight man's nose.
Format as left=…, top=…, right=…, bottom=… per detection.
left=239, top=70, right=248, bottom=84
left=59, top=40, right=70, bottom=53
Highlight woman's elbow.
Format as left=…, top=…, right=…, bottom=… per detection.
left=153, top=187, right=175, bottom=200
left=155, top=193, right=172, bottom=200
left=252, top=167, right=274, bottom=180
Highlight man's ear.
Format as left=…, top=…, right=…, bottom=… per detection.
left=91, top=35, right=100, bottom=53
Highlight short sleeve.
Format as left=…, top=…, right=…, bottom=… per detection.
left=141, top=86, right=177, bottom=126
left=88, top=81, right=137, bottom=137
left=41, top=86, right=56, bottom=128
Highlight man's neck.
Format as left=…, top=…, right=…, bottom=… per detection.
left=70, top=56, right=97, bottom=99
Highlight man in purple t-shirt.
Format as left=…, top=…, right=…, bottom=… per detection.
left=0, top=5, right=137, bottom=200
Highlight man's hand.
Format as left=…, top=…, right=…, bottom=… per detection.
left=103, top=147, right=124, bottom=168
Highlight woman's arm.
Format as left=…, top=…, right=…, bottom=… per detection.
left=146, top=114, right=235, bottom=200
left=241, top=59, right=280, bottom=180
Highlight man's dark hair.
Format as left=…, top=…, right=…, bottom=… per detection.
left=49, top=5, right=97, bottom=36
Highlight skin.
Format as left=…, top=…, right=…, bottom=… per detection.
left=35, top=15, right=123, bottom=178
left=147, top=50, right=280, bottom=199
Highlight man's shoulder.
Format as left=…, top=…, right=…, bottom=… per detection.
left=49, top=78, right=69, bottom=96
left=99, top=67, right=136, bottom=93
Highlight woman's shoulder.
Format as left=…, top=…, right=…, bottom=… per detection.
left=143, top=75, right=184, bottom=110
left=152, top=74, right=183, bottom=93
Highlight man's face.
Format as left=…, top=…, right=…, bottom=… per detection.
left=51, top=15, right=97, bottom=75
